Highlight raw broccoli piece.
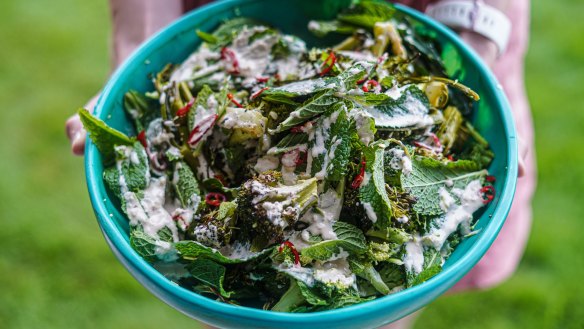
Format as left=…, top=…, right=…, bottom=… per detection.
left=235, top=171, right=318, bottom=249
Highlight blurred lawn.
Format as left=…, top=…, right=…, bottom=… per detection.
left=0, top=0, right=582, bottom=328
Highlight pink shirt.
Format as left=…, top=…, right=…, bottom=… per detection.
left=108, top=0, right=535, bottom=291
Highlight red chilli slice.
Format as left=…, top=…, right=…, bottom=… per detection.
left=351, top=159, right=367, bottom=189
left=362, top=79, right=380, bottom=93
left=251, top=87, right=269, bottom=100
left=205, top=192, right=226, bottom=207
left=278, top=241, right=300, bottom=266
left=220, top=47, right=239, bottom=74
left=176, top=99, right=194, bottom=117
left=187, top=113, right=218, bottom=147
left=227, top=93, right=244, bottom=108
left=428, top=132, right=442, bottom=148
left=480, top=185, right=496, bottom=204
left=256, top=76, right=270, bottom=83
left=137, top=130, right=148, bottom=148
left=319, top=51, right=337, bottom=76
left=486, top=175, right=496, bottom=183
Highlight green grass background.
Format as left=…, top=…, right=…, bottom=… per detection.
left=0, top=0, right=582, bottom=328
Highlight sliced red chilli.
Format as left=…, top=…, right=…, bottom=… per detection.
left=187, top=113, right=218, bottom=147
left=278, top=241, right=300, bottom=266
left=205, top=192, right=226, bottom=207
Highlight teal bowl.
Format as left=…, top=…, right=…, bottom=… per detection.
left=85, top=1, right=518, bottom=328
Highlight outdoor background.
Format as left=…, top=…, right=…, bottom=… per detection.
left=1, top=0, right=582, bottom=328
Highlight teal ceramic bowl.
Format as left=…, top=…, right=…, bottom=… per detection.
left=84, top=1, right=518, bottom=328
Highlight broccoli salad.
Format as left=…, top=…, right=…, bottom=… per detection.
left=80, top=1, right=496, bottom=312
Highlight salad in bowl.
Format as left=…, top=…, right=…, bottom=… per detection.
left=81, top=0, right=502, bottom=317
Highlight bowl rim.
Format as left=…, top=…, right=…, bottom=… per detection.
left=85, top=0, right=518, bottom=323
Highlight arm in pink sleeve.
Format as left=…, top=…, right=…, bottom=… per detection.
left=66, top=0, right=185, bottom=155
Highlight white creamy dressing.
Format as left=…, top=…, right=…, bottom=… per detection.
left=276, top=78, right=327, bottom=94
left=367, top=103, right=433, bottom=129
left=307, top=108, right=340, bottom=180
left=397, top=215, right=409, bottom=224
left=387, top=147, right=412, bottom=176
left=195, top=154, right=214, bottom=180
left=277, top=264, right=315, bottom=286
left=220, top=241, right=264, bottom=260
left=170, top=46, right=221, bottom=82
left=253, top=154, right=280, bottom=173
left=362, top=202, right=378, bottom=223
left=366, top=85, right=434, bottom=129
left=230, top=26, right=279, bottom=85
left=349, top=109, right=375, bottom=146
left=247, top=180, right=311, bottom=228
left=145, top=118, right=173, bottom=147
left=403, top=234, right=424, bottom=274
left=313, top=258, right=356, bottom=289
left=403, top=179, right=486, bottom=274
left=301, top=189, right=342, bottom=242
left=424, top=179, right=485, bottom=250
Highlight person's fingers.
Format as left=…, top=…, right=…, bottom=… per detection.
left=65, top=114, right=87, bottom=156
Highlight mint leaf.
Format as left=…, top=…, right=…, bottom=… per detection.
left=130, top=225, right=174, bottom=262
left=103, top=166, right=121, bottom=201
left=271, top=91, right=340, bottom=134
left=337, top=0, right=396, bottom=29
left=175, top=240, right=270, bottom=264
left=301, top=222, right=367, bottom=261
left=366, top=86, right=434, bottom=130
left=173, top=161, right=201, bottom=209
left=308, top=103, right=354, bottom=181
left=262, top=78, right=330, bottom=104
left=359, top=140, right=392, bottom=228
left=115, top=142, right=150, bottom=193
left=267, top=132, right=308, bottom=155
left=335, top=61, right=374, bottom=90
left=78, top=109, right=134, bottom=163
left=326, top=108, right=354, bottom=181
left=378, top=263, right=406, bottom=289
left=297, top=281, right=328, bottom=306
left=188, top=84, right=214, bottom=130
left=187, top=258, right=233, bottom=298
left=402, top=157, right=487, bottom=216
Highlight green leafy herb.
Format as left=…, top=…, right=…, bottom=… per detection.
left=402, top=157, right=487, bottom=216
left=78, top=109, right=134, bottom=163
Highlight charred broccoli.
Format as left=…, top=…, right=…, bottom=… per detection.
left=189, top=201, right=237, bottom=249
left=235, top=171, right=318, bottom=249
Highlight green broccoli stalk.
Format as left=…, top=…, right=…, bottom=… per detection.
left=235, top=171, right=318, bottom=250
left=271, top=279, right=306, bottom=312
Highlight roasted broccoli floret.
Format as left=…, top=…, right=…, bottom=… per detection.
left=189, top=201, right=237, bottom=248
left=235, top=171, right=318, bottom=248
